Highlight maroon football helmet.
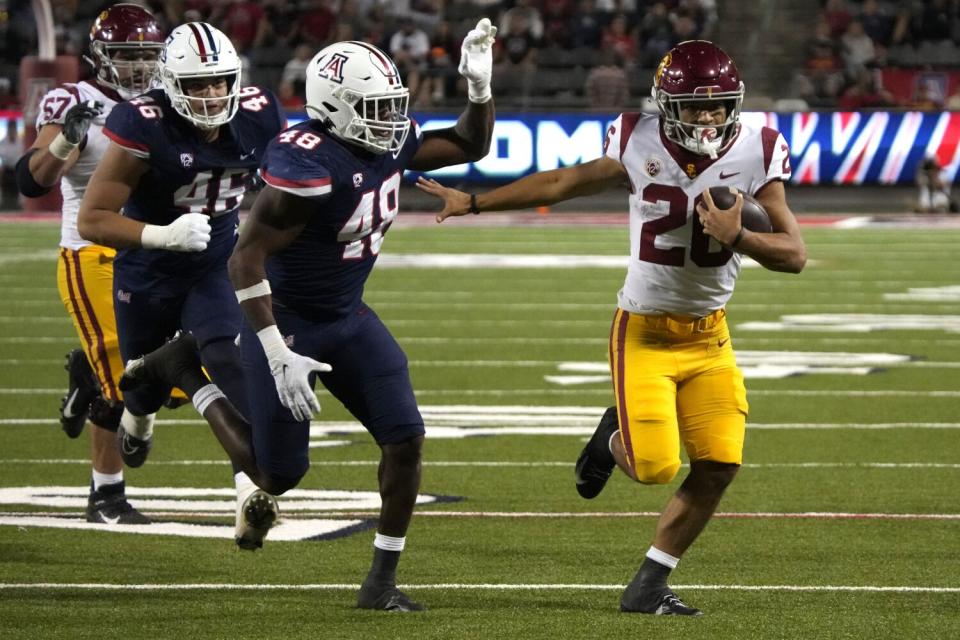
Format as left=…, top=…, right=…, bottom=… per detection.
left=652, top=40, right=744, bottom=158
left=87, top=4, right=165, bottom=99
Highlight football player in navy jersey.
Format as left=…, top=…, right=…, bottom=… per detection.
left=77, top=22, right=285, bottom=548
left=121, top=20, right=498, bottom=611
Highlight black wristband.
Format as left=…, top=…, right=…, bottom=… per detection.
left=730, top=226, right=745, bottom=248
left=468, top=193, right=480, bottom=215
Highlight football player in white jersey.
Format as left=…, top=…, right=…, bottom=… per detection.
left=15, top=4, right=164, bottom=524
left=417, top=40, right=806, bottom=615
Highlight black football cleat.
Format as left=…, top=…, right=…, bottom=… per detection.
left=574, top=406, right=619, bottom=499
left=119, top=332, right=202, bottom=393
left=117, top=428, right=152, bottom=468
left=86, top=482, right=151, bottom=524
left=60, top=348, right=100, bottom=439
left=235, top=487, right=279, bottom=551
left=357, top=586, right=426, bottom=612
left=620, top=587, right=703, bottom=616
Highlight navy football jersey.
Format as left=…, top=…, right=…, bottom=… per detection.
left=259, top=119, right=424, bottom=320
left=104, top=86, right=285, bottom=294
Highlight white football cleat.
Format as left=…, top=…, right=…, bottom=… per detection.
left=235, top=483, right=279, bottom=551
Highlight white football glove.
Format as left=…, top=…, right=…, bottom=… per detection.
left=458, top=18, right=497, bottom=103
left=257, top=325, right=332, bottom=422
left=140, top=213, right=212, bottom=252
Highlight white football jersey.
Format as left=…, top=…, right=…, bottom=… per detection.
left=35, top=81, right=120, bottom=250
left=603, top=113, right=791, bottom=316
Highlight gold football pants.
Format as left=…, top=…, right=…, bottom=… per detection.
left=608, top=307, right=748, bottom=484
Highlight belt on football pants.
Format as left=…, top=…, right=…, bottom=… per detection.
left=633, top=308, right=726, bottom=335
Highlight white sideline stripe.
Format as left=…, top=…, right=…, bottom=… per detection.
left=4, top=459, right=960, bottom=470
left=0, top=582, right=956, bottom=594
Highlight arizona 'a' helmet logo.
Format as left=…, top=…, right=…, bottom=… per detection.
left=317, top=53, right=349, bottom=84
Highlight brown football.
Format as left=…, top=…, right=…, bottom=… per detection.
left=708, top=187, right=773, bottom=233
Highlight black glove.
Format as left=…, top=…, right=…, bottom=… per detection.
left=62, top=100, right=104, bottom=145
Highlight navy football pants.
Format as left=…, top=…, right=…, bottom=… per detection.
left=239, top=303, right=425, bottom=482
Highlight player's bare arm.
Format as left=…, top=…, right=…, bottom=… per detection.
left=17, top=100, right=103, bottom=194
left=228, top=186, right=313, bottom=332
left=697, top=181, right=806, bottom=273
left=79, top=143, right=213, bottom=252
left=76, top=143, right=152, bottom=247
left=409, top=100, right=494, bottom=171
left=25, top=125, right=82, bottom=186
left=229, top=185, right=332, bottom=421
left=418, top=156, right=628, bottom=223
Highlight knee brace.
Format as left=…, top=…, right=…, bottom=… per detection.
left=88, top=397, right=123, bottom=432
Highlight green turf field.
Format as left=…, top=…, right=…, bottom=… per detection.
left=0, top=218, right=958, bottom=639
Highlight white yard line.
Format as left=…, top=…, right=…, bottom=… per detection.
left=0, top=582, right=956, bottom=593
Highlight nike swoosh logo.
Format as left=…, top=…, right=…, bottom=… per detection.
left=240, top=149, right=256, bottom=160
left=61, top=389, right=81, bottom=419
left=719, top=171, right=740, bottom=179
left=718, top=338, right=729, bottom=347
left=121, top=437, right=140, bottom=455
left=97, top=512, right=121, bottom=525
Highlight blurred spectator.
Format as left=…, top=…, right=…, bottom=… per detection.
left=0, top=79, right=18, bottom=110
left=601, top=14, right=636, bottom=66
left=424, top=20, right=460, bottom=104
left=254, top=0, right=301, bottom=49
left=277, top=80, right=306, bottom=110
left=890, top=4, right=915, bottom=46
left=389, top=17, right=431, bottom=105
left=500, top=0, right=544, bottom=39
left=209, top=0, right=264, bottom=53
left=795, top=21, right=845, bottom=106
left=281, top=44, right=314, bottom=98
left=639, top=3, right=675, bottom=67
left=596, top=0, right=638, bottom=12
left=568, top=0, right=605, bottom=49
left=299, top=0, right=336, bottom=48
left=914, top=0, right=952, bottom=43
left=841, top=21, right=876, bottom=75
left=837, top=68, right=895, bottom=110
left=672, top=11, right=700, bottom=44
left=688, top=0, right=719, bottom=39
left=823, top=0, right=853, bottom=39
left=542, top=0, right=575, bottom=46
left=337, top=0, right=369, bottom=40
left=585, top=50, right=629, bottom=110
left=857, top=0, right=893, bottom=47
left=915, top=156, right=954, bottom=213
left=498, top=11, right=540, bottom=68
left=360, top=5, right=390, bottom=49
left=0, top=119, right=20, bottom=208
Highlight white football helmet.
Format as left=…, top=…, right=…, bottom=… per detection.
left=305, top=41, right=410, bottom=155
left=158, top=22, right=241, bottom=130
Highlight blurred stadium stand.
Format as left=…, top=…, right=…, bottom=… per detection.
left=3, top=1, right=959, bottom=213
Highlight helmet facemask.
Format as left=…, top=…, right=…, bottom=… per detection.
left=654, top=85, right=743, bottom=159
left=311, top=85, right=410, bottom=155
left=90, top=41, right=163, bottom=100
left=161, top=70, right=241, bottom=130
left=157, top=22, right=243, bottom=131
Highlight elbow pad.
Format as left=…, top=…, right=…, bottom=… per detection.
left=15, top=150, right=54, bottom=198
